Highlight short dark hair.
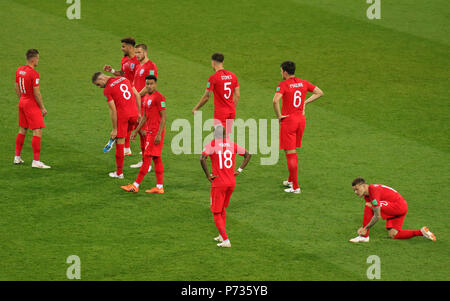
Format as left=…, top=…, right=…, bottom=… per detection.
left=121, top=37, right=136, bottom=46
left=280, top=61, right=296, bottom=75
left=145, top=75, right=157, bottom=82
left=135, top=44, right=147, bottom=51
left=26, top=49, right=39, bottom=60
left=91, top=72, right=103, bottom=83
left=211, top=53, right=224, bottom=63
left=352, top=177, right=366, bottom=186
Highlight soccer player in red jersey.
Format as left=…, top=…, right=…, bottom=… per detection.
left=14, top=49, right=51, bottom=169
left=130, top=44, right=158, bottom=170
left=92, top=72, right=141, bottom=179
left=103, top=37, right=140, bottom=155
left=121, top=75, right=166, bottom=194
left=192, top=53, right=240, bottom=135
left=272, top=61, right=324, bottom=194
left=200, top=125, right=251, bottom=248
left=349, top=177, right=436, bottom=243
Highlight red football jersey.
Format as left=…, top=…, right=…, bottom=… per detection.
left=206, top=69, right=239, bottom=115
left=133, top=60, right=158, bottom=94
left=121, top=56, right=140, bottom=84
left=142, top=91, right=166, bottom=132
left=15, top=65, right=40, bottom=102
left=276, top=77, right=316, bottom=116
left=104, top=77, right=139, bottom=119
left=364, top=184, right=408, bottom=218
left=202, top=138, right=246, bottom=187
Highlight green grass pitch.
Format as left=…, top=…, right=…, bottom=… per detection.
left=0, top=0, right=448, bottom=280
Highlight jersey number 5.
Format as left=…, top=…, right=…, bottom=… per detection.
left=224, top=82, right=232, bottom=100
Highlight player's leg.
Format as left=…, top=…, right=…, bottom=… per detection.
left=124, top=130, right=132, bottom=156
left=121, top=154, right=152, bottom=192
left=145, top=156, right=164, bottom=193
left=284, top=149, right=299, bottom=193
left=216, top=186, right=234, bottom=248
left=110, top=137, right=125, bottom=178
left=30, top=128, right=50, bottom=169
left=130, top=132, right=146, bottom=169
left=211, top=187, right=230, bottom=247
left=14, top=126, right=27, bottom=164
left=387, top=214, right=430, bottom=240
left=350, top=205, right=372, bottom=242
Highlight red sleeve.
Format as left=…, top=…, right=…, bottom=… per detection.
left=32, top=71, right=40, bottom=87
left=159, top=95, right=166, bottom=111
left=104, top=87, right=113, bottom=102
left=276, top=82, right=285, bottom=94
left=234, top=144, right=247, bottom=156
left=370, top=185, right=381, bottom=207
left=306, top=80, right=316, bottom=92
left=206, top=75, right=214, bottom=91
left=234, top=74, right=239, bottom=88
left=15, top=68, right=20, bottom=83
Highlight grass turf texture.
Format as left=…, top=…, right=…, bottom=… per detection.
left=0, top=0, right=449, bottom=280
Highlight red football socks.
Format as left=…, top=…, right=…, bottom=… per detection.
left=32, top=136, right=41, bottom=161
left=152, top=156, right=164, bottom=185
left=139, top=133, right=146, bottom=161
left=136, top=156, right=152, bottom=184
left=213, top=213, right=228, bottom=241
left=115, top=143, right=124, bottom=175
left=125, top=131, right=131, bottom=149
left=15, top=133, right=25, bottom=156
left=221, top=209, right=227, bottom=225
left=393, top=230, right=423, bottom=239
left=286, top=153, right=299, bottom=189
left=362, top=206, right=373, bottom=237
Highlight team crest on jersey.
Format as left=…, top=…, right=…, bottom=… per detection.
left=147, top=99, right=153, bottom=107
left=130, top=63, right=135, bottom=70
left=140, top=69, right=145, bottom=76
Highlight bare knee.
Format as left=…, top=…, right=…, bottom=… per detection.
left=32, top=128, right=42, bottom=137
left=388, top=229, right=398, bottom=239
left=19, top=127, right=27, bottom=135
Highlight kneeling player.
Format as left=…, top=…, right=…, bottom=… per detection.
left=200, top=125, right=251, bottom=248
left=121, top=75, right=166, bottom=193
left=350, top=177, right=436, bottom=243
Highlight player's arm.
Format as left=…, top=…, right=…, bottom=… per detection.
left=133, top=87, right=141, bottom=117
left=132, top=112, right=147, bottom=140
left=139, top=86, right=148, bottom=97
left=303, top=87, right=324, bottom=115
left=103, top=65, right=124, bottom=76
left=358, top=206, right=381, bottom=236
left=233, top=86, right=240, bottom=107
left=200, top=154, right=216, bottom=183
left=107, top=100, right=118, bottom=139
left=14, top=82, right=21, bottom=98
left=192, top=90, right=212, bottom=114
left=154, top=110, right=166, bottom=145
left=272, top=93, right=288, bottom=121
left=33, top=86, right=47, bottom=116
left=235, top=150, right=251, bottom=176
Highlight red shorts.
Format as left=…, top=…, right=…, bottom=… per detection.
left=381, top=202, right=408, bottom=231
left=214, top=112, right=235, bottom=134
left=144, top=128, right=165, bottom=157
left=117, top=115, right=138, bottom=138
left=210, top=185, right=235, bottom=213
left=280, top=113, right=305, bottom=150
left=18, top=100, right=45, bottom=129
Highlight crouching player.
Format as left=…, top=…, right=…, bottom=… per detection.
left=200, top=125, right=251, bottom=248
left=121, top=75, right=166, bottom=193
left=350, top=177, right=436, bottom=243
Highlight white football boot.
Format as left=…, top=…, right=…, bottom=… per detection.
left=214, top=235, right=224, bottom=242
left=349, top=235, right=370, bottom=243
left=109, top=171, right=124, bottom=179
left=217, top=239, right=231, bottom=248
left=130, top=161, right=143, bottom=168
left=14, top=156, right=24, bottom=165
left=284, top=187, right=301, bottom=194
left=124, top=148, right=132, bottom=156
left=283, top=180, right=293, bottom=187
left=31, top=160, right=51, bottom=169
left=420, top=227, right=436, bottom=241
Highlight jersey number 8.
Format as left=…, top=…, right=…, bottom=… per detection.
left=120, top=83, right=131, bottom=100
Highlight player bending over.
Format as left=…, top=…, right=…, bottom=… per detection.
left=272, top=61, right=323, bottom=193
left=192, top=53, right=240, bottom=135
left=92, top=72, right=141, bottom=179
left=200, top=125, right=251, bottom=248
left=14, top=49, right=51, bottom=168
left=121, top=75, right=166, bottom=194
left=103, top=37, right=140, bottom=156
left=350, top=177, right=436, bottom=243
